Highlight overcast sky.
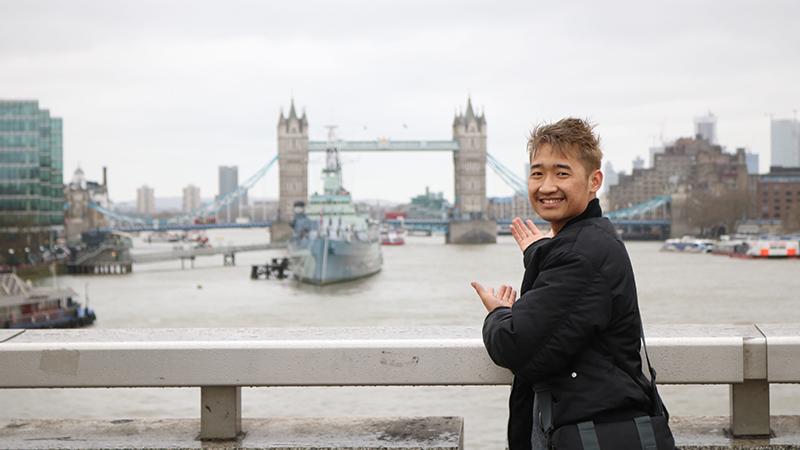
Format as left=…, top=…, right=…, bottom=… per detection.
left=1, top=0, right=799, bottom=203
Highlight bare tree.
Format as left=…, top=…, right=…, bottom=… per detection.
left=685, top=190, right=752, bottom=237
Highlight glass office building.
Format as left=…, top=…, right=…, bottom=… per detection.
left=0, top=100, right=64, bottom=229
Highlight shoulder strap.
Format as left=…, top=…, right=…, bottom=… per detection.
left=638, top=320, right=668, bottom=418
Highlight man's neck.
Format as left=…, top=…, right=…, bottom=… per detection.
left=550, top=197, right=600, bottom=236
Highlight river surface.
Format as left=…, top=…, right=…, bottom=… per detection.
left=3, top=229, right=800, bottom=449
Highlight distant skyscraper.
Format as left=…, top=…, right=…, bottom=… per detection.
left=0, top=100, right=64, bottom=230
left=632, top=156, right=645, bottom=170
left=771, top=118, right=800, bottom=168
left=603, top=161, right=619, bottom=188
left=182, top=184, right=201, bottom=213
left=218, top=166, right=241, bottom=222
left=745, top=151, right=759, bottom=175
left=136, top=185, right=155, bottom=215
left=694, top=112, right=717, bottom=144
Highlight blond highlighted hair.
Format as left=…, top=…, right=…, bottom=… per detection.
left=527, top=118, right=603, bottom=172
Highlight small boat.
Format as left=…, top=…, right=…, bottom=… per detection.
left=660, top=236, right=713, bottom=253
left=1, top=272, right=96, bottom=329
left=380, top=226, right=406, bottom=246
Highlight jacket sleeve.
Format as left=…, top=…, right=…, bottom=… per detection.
left=522, top=237, right=551, bottom=268
left=482, top=250, right=612, bottom=382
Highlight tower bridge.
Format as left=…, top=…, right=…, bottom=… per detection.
left=273, top=98, right=494, bottom=244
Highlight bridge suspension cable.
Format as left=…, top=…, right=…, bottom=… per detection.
left=485, top=153, right=527, bottom=196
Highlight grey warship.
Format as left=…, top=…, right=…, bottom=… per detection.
left=287, top=147, right=383, bottom=285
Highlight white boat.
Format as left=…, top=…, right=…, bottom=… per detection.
left=731, top=239, right=799, bottom=258
left=661, top=236, right=714, bottom=253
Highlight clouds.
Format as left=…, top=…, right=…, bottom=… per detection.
left=1, top=0, right=798, bottom=202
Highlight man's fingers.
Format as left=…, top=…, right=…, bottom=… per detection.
left=470, top=281, right=485, bottom=296
left=526, top=219, right=542, bottom=236
left=498, top=285, right=507, bottom=297
left=512, top=218, right=529, bottom=237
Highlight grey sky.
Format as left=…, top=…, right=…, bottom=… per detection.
left=2, top=0, right=799, bottom=203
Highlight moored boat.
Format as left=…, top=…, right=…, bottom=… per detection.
left=380, top=226, right=406, bottom=246
left=1, top=272, right=96, bottom=329
left=660, top=236, right=713, bottom=253
left=731, top=239, right=799, bottom=258
left=287, top=146, right=383, bottom=285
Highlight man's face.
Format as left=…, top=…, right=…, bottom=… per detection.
left=528, top=144, right=602, bottom=233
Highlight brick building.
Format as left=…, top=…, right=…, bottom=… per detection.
left=757, top=167, right=800, bottom=230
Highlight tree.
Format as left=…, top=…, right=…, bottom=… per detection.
left=685, top=189, right=752, bottom=237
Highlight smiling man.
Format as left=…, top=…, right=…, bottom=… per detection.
left=471, top=118, right=673, bottom=449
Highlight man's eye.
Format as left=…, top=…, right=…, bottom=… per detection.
left=531, top=172, right=543, bottom=177
left=557, top=172, right=570, bottom=177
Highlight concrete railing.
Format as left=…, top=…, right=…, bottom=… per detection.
left=1, top=324, right=799, bottom=442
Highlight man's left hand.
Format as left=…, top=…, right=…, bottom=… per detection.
left=471, top=281, right=517, bottom=312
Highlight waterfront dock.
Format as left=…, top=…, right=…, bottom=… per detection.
left=1, top=325, right=800, bottom=448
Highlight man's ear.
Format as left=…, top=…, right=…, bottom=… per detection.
left=589, top=169, right=603, bottom=193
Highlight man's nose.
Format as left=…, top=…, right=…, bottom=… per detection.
left=539, top=176, right=558, bottom=194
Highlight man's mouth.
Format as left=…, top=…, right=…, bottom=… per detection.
left=538, top=197, right=565, bottom=205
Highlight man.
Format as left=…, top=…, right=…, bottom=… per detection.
left=471, top=118, right=657, bottom=449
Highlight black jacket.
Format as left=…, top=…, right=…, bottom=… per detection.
left=483, top=199, right=653, bottom=450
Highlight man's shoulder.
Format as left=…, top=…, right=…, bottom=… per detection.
left=561, top=217, right=628, bottom=268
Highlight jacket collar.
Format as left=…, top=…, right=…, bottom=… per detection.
left=560, top=198, right=603, bottom=233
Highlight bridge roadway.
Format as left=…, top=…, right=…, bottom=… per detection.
left=1, top=324, right=799, bottom=448
left=131, top=242, right=286, bottom=264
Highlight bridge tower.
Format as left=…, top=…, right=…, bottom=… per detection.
left=273, top=100, right=309, bottom=242
left=448, top=98, right=496, bottom=243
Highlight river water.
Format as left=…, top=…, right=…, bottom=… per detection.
left=2, top=229, right=800, bottom=448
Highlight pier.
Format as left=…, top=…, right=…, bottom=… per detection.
left=131, top=242, right=286, bottom=268
left=1, top=324, right=799, bottom=449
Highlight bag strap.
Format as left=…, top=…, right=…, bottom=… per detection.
left=577, top=421, right=601, bottom=450
left=538, top=389, right=553, bottom=435
left=638, top=320, right=667, bottom=418
left=634, top=416, right=658, bottom=450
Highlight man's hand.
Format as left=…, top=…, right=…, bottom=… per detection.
left=471, top=281, right=517, bottom=312
left=509, top=217, right=552, bottom=252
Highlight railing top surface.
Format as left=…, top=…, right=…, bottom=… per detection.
left=1, top=325, right=797, bottom=387
left=0, top=324, right=772, bottom=345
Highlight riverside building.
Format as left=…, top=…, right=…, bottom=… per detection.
left=0, top=100, right=64, bottom=256
left=771, top=118, right=800, bottom=168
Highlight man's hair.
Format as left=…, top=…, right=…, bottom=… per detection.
left=527, top=118, right=602, bottom=172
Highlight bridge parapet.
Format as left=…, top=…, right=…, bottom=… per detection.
left=1, top=325, right=799, bottom=447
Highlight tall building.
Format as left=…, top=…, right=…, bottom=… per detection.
left=745, top=150, right=760, bottom=175
left=770, top=118, right=800, bottom=168
left=217, top=166, right=242, bottom=222
left=603, top=161, right=619, bottom=189
left=182, top=184, right=201, bottom=213
left=136, top=185, right=155, bottom=215
left=632, top=156, right=645, bottom=170
left=0, top=100, right=64, bottom=230
left=694, top=112, right=717, bottom=144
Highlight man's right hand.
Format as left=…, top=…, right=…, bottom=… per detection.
left=509, top=217, right=552, bottom=252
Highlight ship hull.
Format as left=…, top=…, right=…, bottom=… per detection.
left=287, top=237, right=383, bottom=285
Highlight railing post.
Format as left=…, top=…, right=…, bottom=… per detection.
left=729, top=379, right=770, bottom=437
left=200, top=386, right=241, bottom=440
